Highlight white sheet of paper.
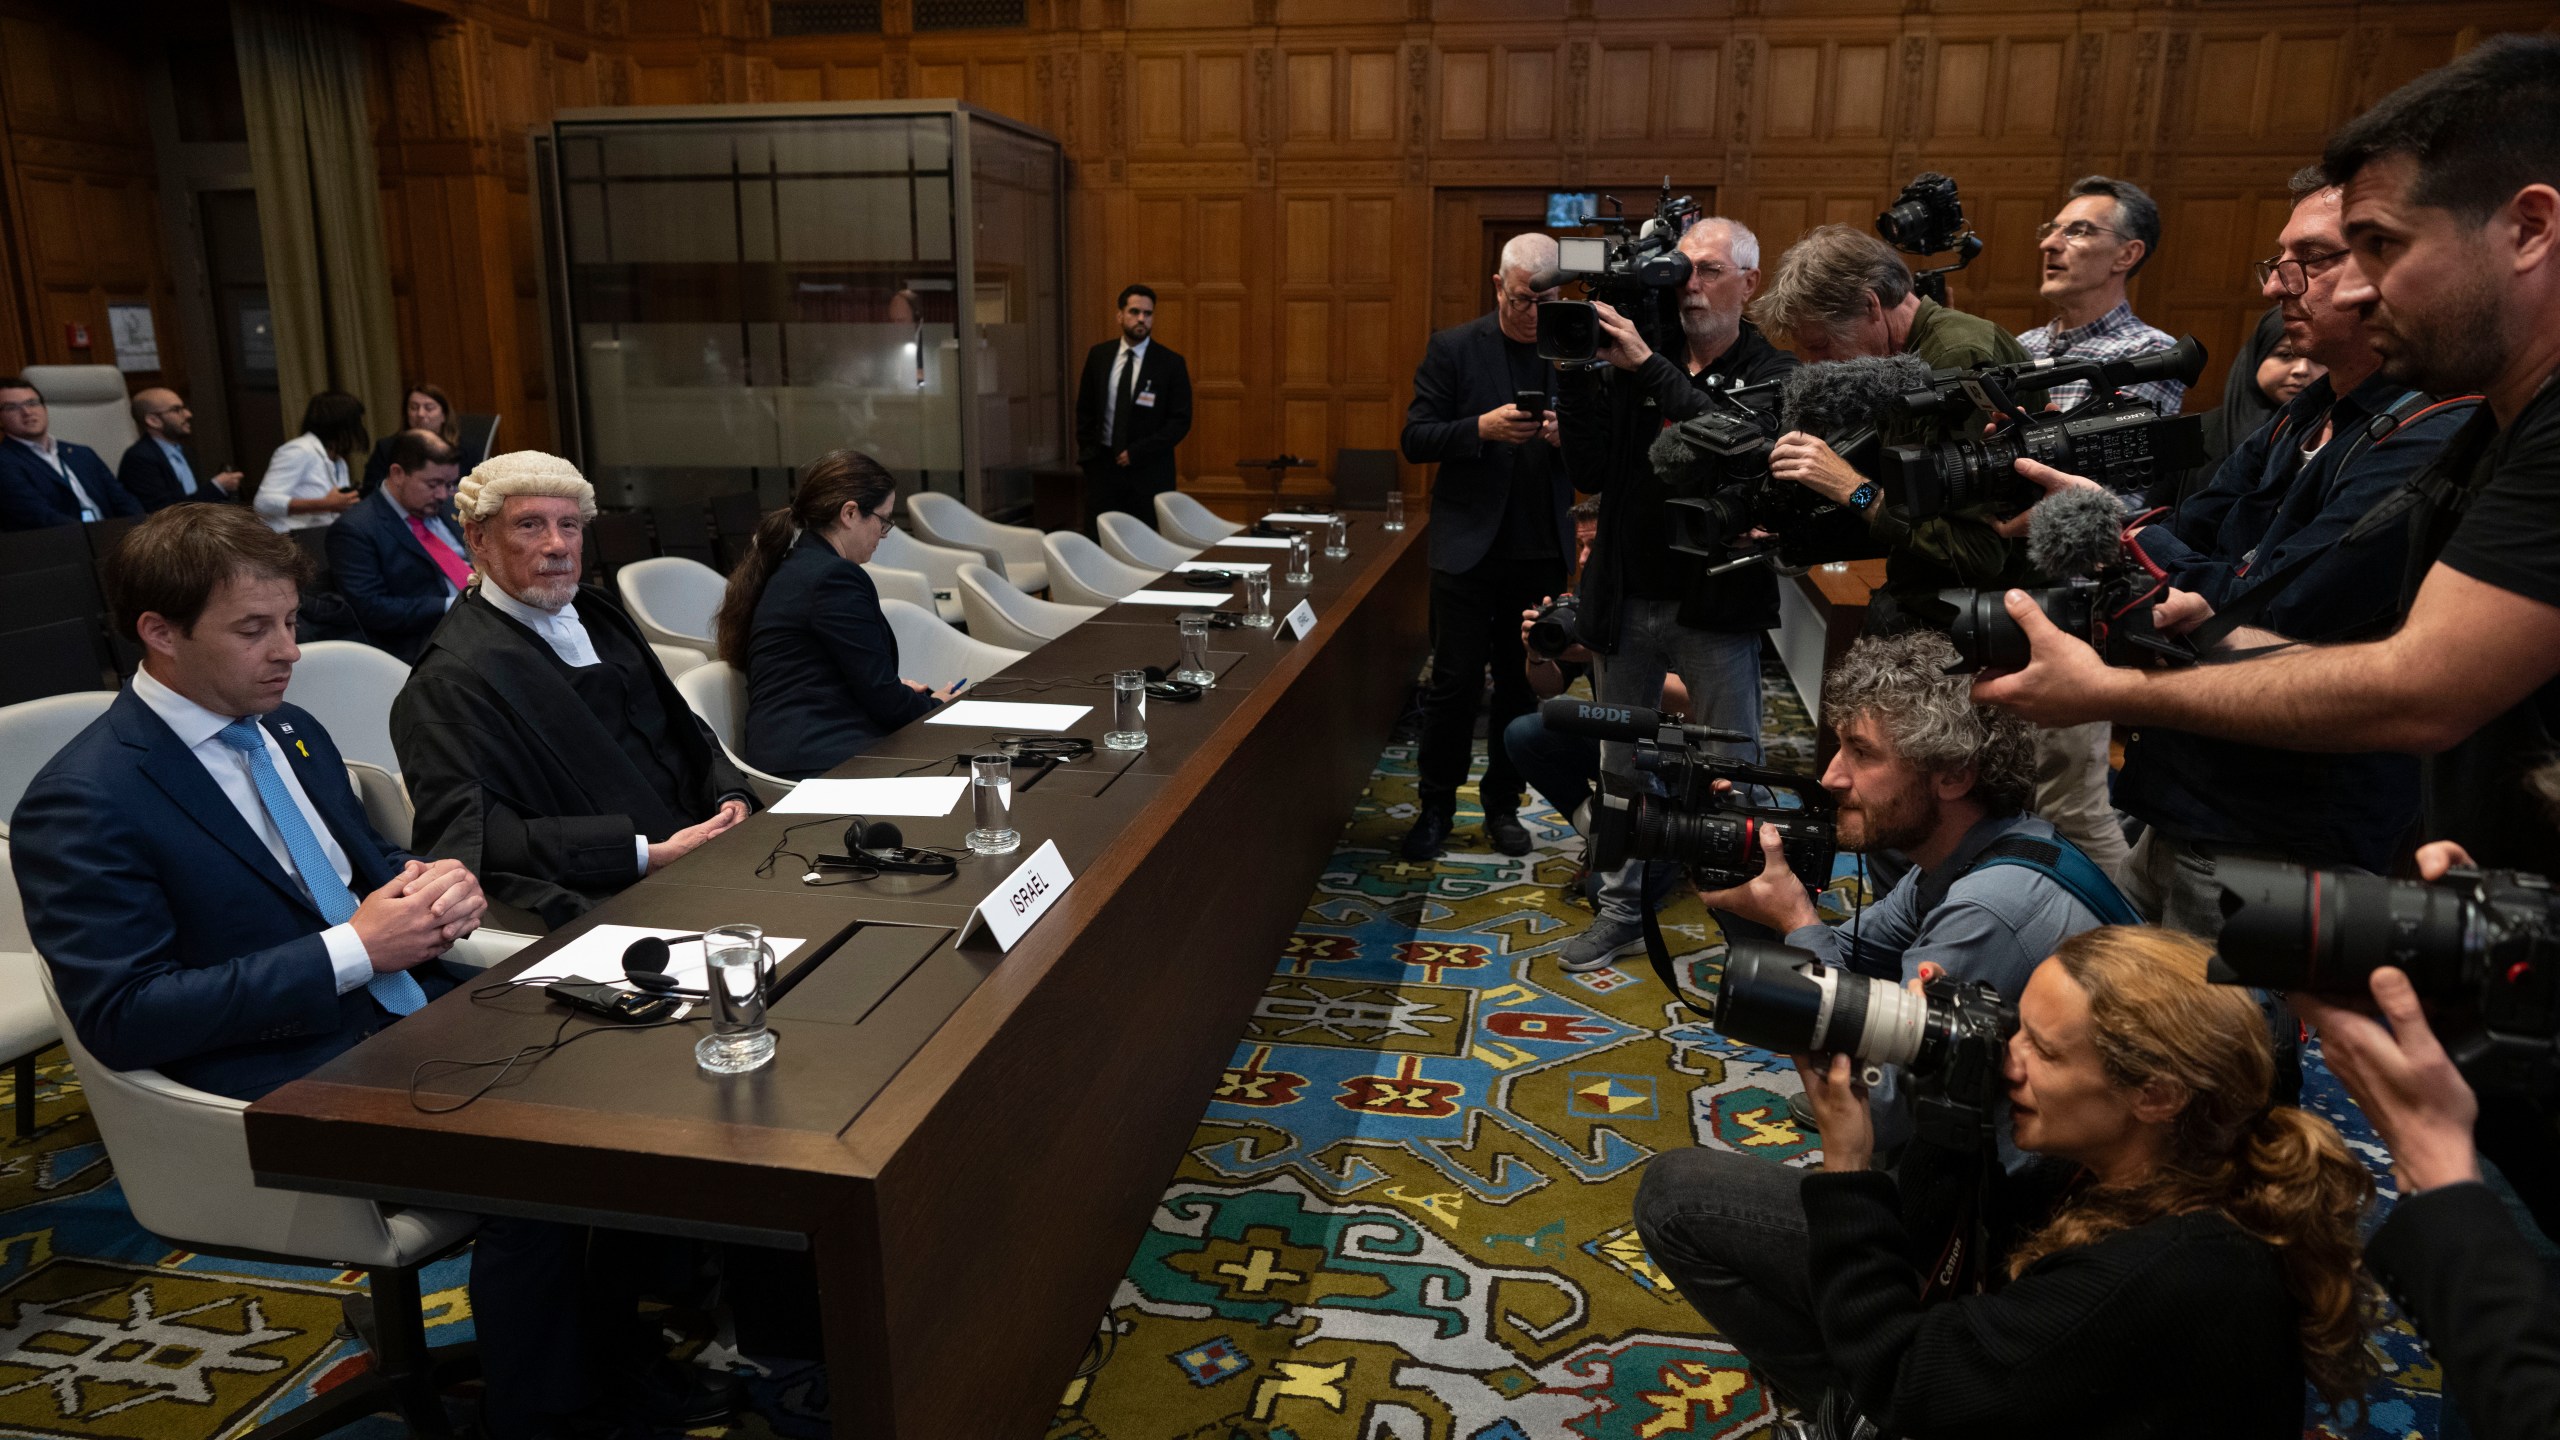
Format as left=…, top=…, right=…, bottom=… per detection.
left=1121, top=589, right=1236, bottom=607
left=1211, top=536, right=1292, bottom=549
left=1264, top=512, right=1338, bottom=524
left=1175, top=559, right=1269, bottom=573
left=926, top=700, right=1093, bottom=730
left=769, top=776, right=969, bottom=816
left=529, top=925, right=807, bottom=994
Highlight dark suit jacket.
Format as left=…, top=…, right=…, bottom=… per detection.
left=10, top=690, right=460, bottom=1101
left=1400, top=312, right=1569, bottom=574
left=328, top=490, right=463, bottom=664
left=393, top=587, right=755, bottom=929
left=742, top=533, right=940, bottom=779
left=2366, top=1181, right=2560, bottom=1440
left=1075, top=339, right=1193, bottom=495
left=116, top=437, right=231, bottom=513
left=0, top=437, right=142, bottom=531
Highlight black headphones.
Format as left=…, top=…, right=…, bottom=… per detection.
left=1179, top=568, right=1241, bottom=588
left=823, top=817, right=960, bottom=877
left=1138, top=666, right=1205, bottom=702
left=618, top=931, right=766, bottom=998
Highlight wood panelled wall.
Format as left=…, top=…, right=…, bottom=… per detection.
left=2, top=0, right=2552, bottom=504
left=0, top=2, right=185, bottom=391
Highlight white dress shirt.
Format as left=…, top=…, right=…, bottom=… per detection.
left=1104, top=337, right=1150, bottom=447
left=255, top=432, right=350, bottom=533
left=477, top=582, right=652, bottom=871
left=11, top=435, right=103, bottom=519
left=131, top=666, right=375, bottom=992
left=153, top=435, right=199, bottom=497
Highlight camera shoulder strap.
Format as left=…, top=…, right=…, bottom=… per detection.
left=1640, top=902, right=1713, bottom=1020
left=2183, top=391, right=2485, bottom=655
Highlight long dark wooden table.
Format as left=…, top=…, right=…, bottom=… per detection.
left=244, top=514, right=1429, bottom=1439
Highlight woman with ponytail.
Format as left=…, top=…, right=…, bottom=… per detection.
left=715, top=450, right=963, bottom=778
left=1790, top=925, right=2380, bottom=1437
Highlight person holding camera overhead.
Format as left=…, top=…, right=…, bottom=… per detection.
left=1396, top=233, right=1575, bottom=862
left=714, top=450, right=966, bottom=780
left=1551, top=215, right=1799, bottom=970
left=1648, top=925, right=2379, bottom=1438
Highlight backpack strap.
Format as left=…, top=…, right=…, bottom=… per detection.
left=1964, top=833, right=2144, bottom=927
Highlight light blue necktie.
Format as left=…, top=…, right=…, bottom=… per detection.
left=216, top=718, right=427, bottom=1016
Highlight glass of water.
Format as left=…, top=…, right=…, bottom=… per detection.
left=1172, top=613, right=1218, bottom=685
left=1241, top=568, right=1274, bottom=627
left=1107, top=668, right=1148, bottom=750
left=1383, top=490, right=1406, bottom=531
left=968, top=753, right=1019, bottom=855
left=694, top=923, right=777, bottom=1075
left=1285, top=532, right=1312, bottom=586
left=1323, top=514, right=1349, bottom=559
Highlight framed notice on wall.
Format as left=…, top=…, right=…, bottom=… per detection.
left=107, top=304, right=159, bottom=373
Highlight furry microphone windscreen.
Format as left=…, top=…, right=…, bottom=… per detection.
left=2026, top=484, right=2131, bottom=579
left=1780, top=355, right=1934, bottom=440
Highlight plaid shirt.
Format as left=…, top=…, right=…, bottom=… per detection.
left=2016, top=301, right=2186, bottom=414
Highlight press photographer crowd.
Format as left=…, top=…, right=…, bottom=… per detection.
left=1403, top=36, right=2560, bottom=1440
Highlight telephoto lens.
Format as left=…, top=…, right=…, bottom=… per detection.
left=1941, top=583, right=2096, bottom=672
left=2211, top=857, right=2483, bottom=999
left=1713, top=941, right=2020, bottom=1096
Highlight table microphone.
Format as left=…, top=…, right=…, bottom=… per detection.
left=1536, top=696, right=1754, bottom=746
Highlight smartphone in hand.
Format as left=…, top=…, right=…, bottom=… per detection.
left=1515, top=389, right=1549, bottom=420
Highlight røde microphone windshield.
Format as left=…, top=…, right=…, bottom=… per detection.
left=1538, top=696, right=1753, bottom=746
left=2025, top=484, right=2130, bottom=580
left=1780, top=355, right=1935, bottom=441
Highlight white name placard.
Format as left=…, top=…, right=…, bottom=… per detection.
left=1282, top=599, right=1317, bottom=639
left=958, top=839, right=1074, bottom=950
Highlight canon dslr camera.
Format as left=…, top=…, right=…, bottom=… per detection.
left=1537, top=697, right=1835, bottom=891
left=2214, top=859, right=2558, bottom=1097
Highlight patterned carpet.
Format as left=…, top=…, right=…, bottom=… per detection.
left=0, top=660, right=2468, bottom=1439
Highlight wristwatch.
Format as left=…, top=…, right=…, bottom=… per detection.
left=1846, top=481, right=1878, bottom=511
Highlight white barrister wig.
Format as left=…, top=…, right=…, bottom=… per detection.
left=454, top=450, right=597, bottom=522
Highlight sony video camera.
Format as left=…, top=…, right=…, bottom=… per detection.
left=2214, top=859, right=2559, bottom=1099
left=1537, top=697, right=1836, bottom=891
left=1716, top=939, right=2017, bottom=1150
left=1938, top=486, right=2196, bottom=672
left=1880, top=337, right=2210, bottom=520
left=1535, top=180, right=1704, bottom=365
left=1876, top=171, right=1984, bottom=305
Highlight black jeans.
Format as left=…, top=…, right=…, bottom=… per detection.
left=1632, top=1147, right=1835, bottom=1409
left=1417, top=555, right=1566, bottom=818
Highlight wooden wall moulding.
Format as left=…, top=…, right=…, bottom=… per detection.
left=1275, top=157, right=1401, bottom=184
left=1125, top=160, right=1255, bottom=185
left=1428, top=157, right=1563, bottom=185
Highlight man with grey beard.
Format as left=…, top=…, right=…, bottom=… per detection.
left=393, top=451, right=754, bottom=928
left=1552, top=216, right=1799, bottom=971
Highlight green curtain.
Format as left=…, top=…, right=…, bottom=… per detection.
left=233, top=0, right=401, bottom=445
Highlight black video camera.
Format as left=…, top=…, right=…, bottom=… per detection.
left=1880, top=337, right=2211, bottom=520
left=1535, top=180, right=1704, bottom=365
left=2214, top=859, right=2559, bottom=1099
left=1652, top=379, right=1881, bottom=574
left=1937, top=485, right=2196, bottom=673
left=1716, top=939, right=2017, bottom=1150
left=1537, top=697, right=1835, bottom=891
left=1876, top=171, right=1984, bottom=306
left=1525, top=594, right=1585, bottom=658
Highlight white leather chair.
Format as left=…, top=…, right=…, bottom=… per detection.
left=881, top=598, right=1025, bottom=692
left=615, top=556, right=728, bottom=658
left=956, top=563, right=1096, bottom=653
left=21, top=363, right=136, bottom=458
left=672, top=661, right=796, bottom=806
left=1156, top=489, right=1246, bottom=548
left=863, top=562, right=942, bottom=625
left=35, top=950, right=508, bottom=1436
left=1042, top=530, right=1158, bottom=609
left=871, top=527, right=975, bottom=625
left=650, top=641, right=708, bottom=679
left=0, top=690, right=115, bottom=839
left=0, top=839, right=61, bottom=1141
left=905, top=491, right=1049, bottom=593
left=345, top=760, right=413, bottom=849
left=1097, top=510, right=1201, bottom=570
left=288, top=640, right=410, bottom=775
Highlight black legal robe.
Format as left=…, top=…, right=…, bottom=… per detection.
left=392, top=585, right=755, bottom=929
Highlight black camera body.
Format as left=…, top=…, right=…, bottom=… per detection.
left=2214, top=859, right=2560, bottom=1099
left=1652, top=383, right=1878, bottom=570
left=1535, top=180, right=1703, bottom=365
left=1881, top=337, right=2211, bottom=520
left=1525, top=594, right=1584, bottom=658
left=1537, top=697, right=1836, bottom=891
left=1715, top=940, right=2019, bottom=1150
left=1876, top=171, right=1985, bottom=305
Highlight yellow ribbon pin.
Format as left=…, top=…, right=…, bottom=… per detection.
left=295, top=740, right=309, bottom=758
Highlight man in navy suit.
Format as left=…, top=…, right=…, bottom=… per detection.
left=116, top=387, right=243, bottom=512
left=1397, top=233, right=1575, bottom=861
left=7, top=504, right=709, bottom=1438
left=0, top=375, right=142, bottom=531
left=328, top=429, right=469, bottom=663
